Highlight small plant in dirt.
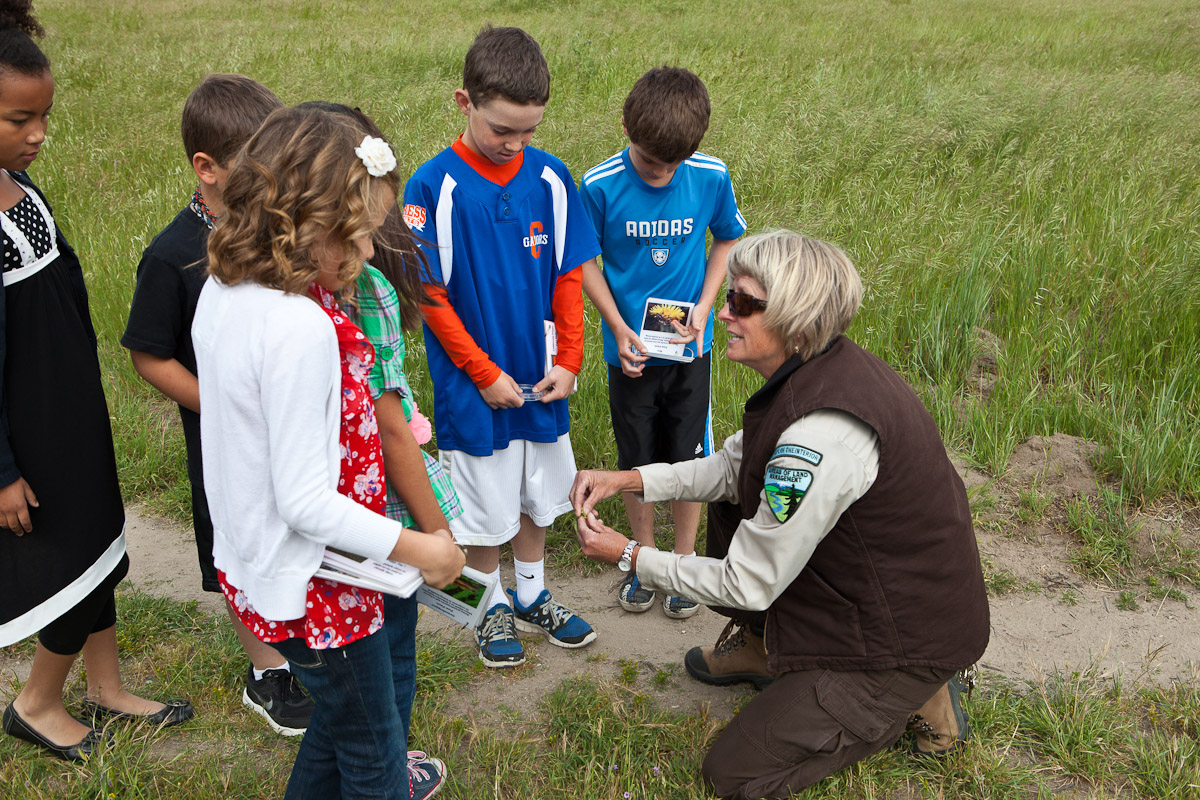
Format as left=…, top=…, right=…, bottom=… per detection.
left=982, top=558, right=1023, bottom=595
left=1065, top=488, right=1138, bottom=583
left=1145, top=577, right=1189, bottom=606
left=1116, top=591, right=1140, bottom=611
left=618, top=659, right=639, bottom=685
left=1059, top=588, right=1081, bottom=606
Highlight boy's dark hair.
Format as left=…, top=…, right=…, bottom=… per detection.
left=295, top=101, right=434, bottom=330
left=181, top=74, right=283, bottom=165
left=0, top=0, right=49, bottom=77
left=623, top=67, right=711, bottom=164
left=463, top=26, right=549, bottom=107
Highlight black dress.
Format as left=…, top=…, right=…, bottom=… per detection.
left=0, top=170, right=126, bottom=647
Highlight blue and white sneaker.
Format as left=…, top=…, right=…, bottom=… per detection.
left=508, top=588, right=597, bottom=649
left=618, top=573, right=655, bottom=612
left=662, top=594, right=701, bottom=619
left=408, top=756, right=446, bottom=800
left=474, top=603, right=525, bottom=668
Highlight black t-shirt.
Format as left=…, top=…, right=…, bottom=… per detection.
left=121, top=207, right=209, bottom=459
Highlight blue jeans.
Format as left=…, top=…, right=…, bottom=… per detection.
left=271, top=595, right=419, bottom=800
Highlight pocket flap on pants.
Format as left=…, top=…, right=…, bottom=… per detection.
left=814, top=670, right=894, bottom=743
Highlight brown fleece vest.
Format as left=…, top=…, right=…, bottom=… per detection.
left=706, top=337, right=990, bottom=673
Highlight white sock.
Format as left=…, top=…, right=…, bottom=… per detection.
left=253, top=662, right=291, bottom=681
left=677, top=550, right=697, bottom=557
left=513, top=558, right=545, bottom=608
left=482, top=567, right=505, bottom=610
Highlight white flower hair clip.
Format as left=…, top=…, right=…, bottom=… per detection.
left=355, top=135, right=397, bottom=177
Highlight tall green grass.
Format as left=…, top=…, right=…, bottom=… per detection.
left=28, top=0, right=1198, bottom=512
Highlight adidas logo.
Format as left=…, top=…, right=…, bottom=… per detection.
left=695, top=443, right=703, bottom=455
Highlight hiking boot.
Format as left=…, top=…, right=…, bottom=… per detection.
left=475, top=603, right=525, bottom=668
left=408, top=756, right=446, bottom=800
left=617, top=572, right=655, bottom=613
left=684, top=619, right=779, bottom=690
left=662, top=594, right=701, bottom=619
left=242, top=666, right=313, bottom=736
left=508, top=588, right=597, bottom=648
left=907, top=666, right=976, bottom=757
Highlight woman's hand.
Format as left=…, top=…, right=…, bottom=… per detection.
left=0, top=477, right=38, bottom=534
left=569, top=469, right=643, bottom=517
left=575, top=512, right=630, bottom=565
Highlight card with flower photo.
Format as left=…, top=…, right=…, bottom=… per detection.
left=638, top=297, right=696, bottom=362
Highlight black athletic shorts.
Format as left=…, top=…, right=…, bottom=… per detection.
left=608, top=354, right=712, bottom=471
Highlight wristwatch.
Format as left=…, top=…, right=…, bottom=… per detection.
left=617, top=540, right=638, bottom=572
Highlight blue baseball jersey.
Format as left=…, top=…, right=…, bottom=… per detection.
left=403, top=145, right=601, bottom=456
left=580, top=148, right=747, bottom=367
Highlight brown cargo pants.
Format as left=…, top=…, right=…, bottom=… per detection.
left=702, top=665, right=955, bottom=799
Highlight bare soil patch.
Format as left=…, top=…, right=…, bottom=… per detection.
left=4, top=439, right=1198, bottom=729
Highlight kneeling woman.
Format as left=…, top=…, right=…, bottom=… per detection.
left=572, top=230, right=989, bottom=799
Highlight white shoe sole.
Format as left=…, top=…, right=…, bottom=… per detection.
left=241, top=689, right=306, bottom=737
left=662, top=598, right=702, bottom=619
left=514, top=618, right=597, bottom=648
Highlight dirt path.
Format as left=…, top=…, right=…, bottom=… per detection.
left=4, top=436, right=1197, bottom=726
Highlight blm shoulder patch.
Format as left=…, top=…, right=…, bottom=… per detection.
left=764, top=464, right=813, bottom=523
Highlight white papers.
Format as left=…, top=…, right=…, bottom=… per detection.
left=318, top=550, right=496, bottom=629
left=317, top=548, right=423, bottom=598
left=638, top=297, right=696, bottom=362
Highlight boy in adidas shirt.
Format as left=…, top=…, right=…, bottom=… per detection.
left=579, top=67, right=746, bottom=619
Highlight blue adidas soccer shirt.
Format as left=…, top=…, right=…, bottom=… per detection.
left=580, top=148, right=747, bottom=367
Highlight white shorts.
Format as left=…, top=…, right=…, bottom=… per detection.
left=438, top=434, right=576, bottom=546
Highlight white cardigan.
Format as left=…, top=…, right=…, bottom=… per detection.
left=192, top=278, right=402, bottom=621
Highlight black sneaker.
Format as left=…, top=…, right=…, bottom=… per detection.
left=242, top=666, right=313, bottom=736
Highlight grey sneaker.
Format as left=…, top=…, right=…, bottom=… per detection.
left=617, top=572, right=655, bottom=612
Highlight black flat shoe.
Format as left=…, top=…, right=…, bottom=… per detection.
left=83, top=698, right=195, bottom=727
left=2, top=703, right=104, bottom=761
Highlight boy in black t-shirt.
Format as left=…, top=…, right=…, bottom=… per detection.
left=120, top=75, right=314, bottom=736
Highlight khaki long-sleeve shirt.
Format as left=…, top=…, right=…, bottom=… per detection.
left=634, top=409, right=880, bottom=612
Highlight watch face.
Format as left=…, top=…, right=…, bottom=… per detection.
left=618, top=559, right=631, bottom=572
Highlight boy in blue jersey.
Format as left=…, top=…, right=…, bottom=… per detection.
left=580, top=67, right=747, bottom=619
left=403, top=26, right=602, bottom=668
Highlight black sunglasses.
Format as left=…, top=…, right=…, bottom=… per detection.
left=725, top=289, right=768, bottom=317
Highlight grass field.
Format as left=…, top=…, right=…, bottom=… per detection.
left=3, top=0, right=1199, bottom=796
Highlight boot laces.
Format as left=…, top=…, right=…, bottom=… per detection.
left=712, top=620, right=748, bottom=657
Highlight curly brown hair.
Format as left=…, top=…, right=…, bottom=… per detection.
left=295, top=101, right=434, bottom=330
left=207, top=106, right=400, bottom=296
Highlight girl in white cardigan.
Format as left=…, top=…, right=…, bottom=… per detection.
left=193, top=106, right=464, bottom=800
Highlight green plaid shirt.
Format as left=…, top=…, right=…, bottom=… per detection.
left=349, top=265, right=462, bottom=528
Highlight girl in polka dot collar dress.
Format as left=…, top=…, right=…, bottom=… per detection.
left=0, top=1, right=194, bottom=762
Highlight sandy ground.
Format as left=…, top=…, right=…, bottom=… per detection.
left=3, top=432, right=1197, bottom=727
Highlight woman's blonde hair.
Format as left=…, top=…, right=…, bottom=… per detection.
left=727, top=230, right=862, bottom=361
left=207, top=105, right=400, bottom=295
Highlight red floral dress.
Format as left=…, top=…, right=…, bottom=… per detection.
left=219, top=283, right=388, bottom=649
